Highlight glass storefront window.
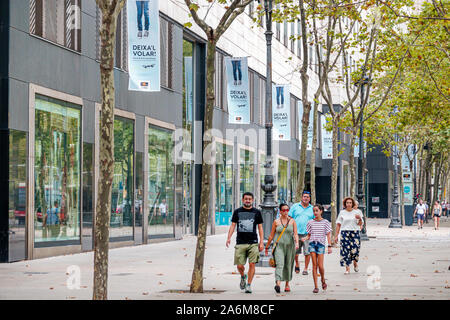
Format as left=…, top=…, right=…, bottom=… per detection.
left=148, top=125, right=175, bottom=237
left=183, top=40, right=194, bottom=154
left=9, top=130, right=27, bottom=261
left=110, top=117, right=134, bottom=240
left=240, top=149, right=255, bottom=201
left=215, top=142, right=233, bottom=226
left=259, top=154, right=266, bottom=205
left=34, top=95, right=81, bottom=243
left=278, top=159, right=288, bottom=204
left=290, top=160, right=299, bottom=204
left=82, top=142, right=94, bottom=250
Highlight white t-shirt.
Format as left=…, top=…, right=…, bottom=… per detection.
left=159, top=203, right=167, bottom=214
left=416, top=204, right=427, bottom=214
left=337, top=209, right=363, bottom=231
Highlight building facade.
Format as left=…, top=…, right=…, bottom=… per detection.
left=1, top=0, right=360, bottom=262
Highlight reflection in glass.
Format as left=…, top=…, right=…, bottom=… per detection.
left=148, top=125, right=174, bottom=237
left=9, top=130, right=27, bottom=261
left=278, top=159, right=288, bottom=204
left=240, top=149, right=255, bottom=201
left=215, top=143, right=233, bottom=226
left=82, top=142, right=94, bottom=250
left=182, top=40, right=194, bottom=154
left=259, top=154, right=266, bottom=206
left=135, top=152, right=143, bottom=228
left=34, top=95, right=81, bottom=243
left=110, top=117, right=134, bottom=240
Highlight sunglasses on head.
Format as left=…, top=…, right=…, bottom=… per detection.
left=303, top=191, right=311, bottom=195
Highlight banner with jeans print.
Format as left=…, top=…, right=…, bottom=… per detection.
left=297, top=101, right=314, bottom=150
left=272, top=84, right=290, bottom=140
left=225, top=57, right=250, bottom=124
left=127, top=0, right=160, bottom=91
left=321, top=114, right=333, bottom=159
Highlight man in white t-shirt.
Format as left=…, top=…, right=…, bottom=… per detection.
left=414, top=199, right=427, bottom=229
left=159, top=199, right=168, bottom=224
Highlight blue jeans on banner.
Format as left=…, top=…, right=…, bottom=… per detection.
left=276, top=86, right=284, bottom=107
left=231, top=60, right=242, bottom=85
left=136, top=1, right=150, bottom=32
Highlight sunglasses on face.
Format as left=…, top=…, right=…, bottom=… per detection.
left=280, top=209, right=289, bottom=212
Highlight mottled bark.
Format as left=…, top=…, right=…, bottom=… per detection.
left=93, top=0, right=124, bottom=300
left=331, top=117, right=340, bottom=240
left=190, top=39, right=216, bottom=293
left=295, top=0, right=310, bottom=201
left=310, top=101, right=318, bottom=204
left=349, top=128, right=356, bottom=199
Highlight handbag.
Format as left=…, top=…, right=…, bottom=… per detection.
left=269, top=219, right=290, bottom=268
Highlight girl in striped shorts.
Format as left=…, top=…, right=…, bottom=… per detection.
left=302, top=204, right=332, bottom=293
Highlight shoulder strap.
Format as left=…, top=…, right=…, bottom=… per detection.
left=272, top=218, right=290, bottom=253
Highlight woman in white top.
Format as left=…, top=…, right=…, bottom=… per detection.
left=334, top=197, right=363, bottom=274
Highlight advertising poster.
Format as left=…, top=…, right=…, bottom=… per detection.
left=184, top=57, right=193, bottom=122
left=403, top=182, right=414, bottom=205
left=127, top=0, right=160, bottom=91
left=272, top=84, right=290, bottom=140
left=225, top=57, right=250, bottom=124
left=321, top=114, right=333, bottom=159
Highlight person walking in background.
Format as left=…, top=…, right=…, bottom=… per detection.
left=289, top=190, right=314, bottom=275
left=302, top=204, right=332, bottom=293
left=353, top=200, right=364, bottom=231
left=265, top=203, right=299, bottom=293
left=226, top=192, right=264, bottom=294
left=335, top=197, right=363, bottom=274
left=159, top=199, right=168, bottom=224
left=432, top=201, right=442, bottom=230
left=136, top=0, right=150, bottom=38
left=414, top=199, right=427, bottom=229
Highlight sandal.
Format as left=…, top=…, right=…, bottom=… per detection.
left=302, top=270, right=308, bottom=275
left=285, top=287, right=291, bottom=292
left=313, top=288, right=319, bottom=293
left=274, top=285, right=280, bottom=293
left=322, top=282, right=327, bottom=290
left=295, top=267, right=300, bottom=274
left=344, top=270, right=350, bottom=275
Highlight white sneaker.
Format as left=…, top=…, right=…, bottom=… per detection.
left=144, top=31, right=149, bottom=37
left=138, top=31, right=142, bottom=38
left=245, top=284, right=252, bottom=293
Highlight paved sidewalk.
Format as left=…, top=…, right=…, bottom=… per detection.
left=0, top=219, right=449, bottom=300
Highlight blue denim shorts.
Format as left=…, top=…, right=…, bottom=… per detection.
left=308, top=241, right=325, bottom=254
left=417, top=214, right=424, bottom=221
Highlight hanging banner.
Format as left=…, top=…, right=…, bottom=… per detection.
left=297, top=101, right=314, bottom=150
left=127, top=0, right=160, bottom=91
left=225, top=57, right=250, bottom=124
left=184, top=57, right=193, bottom=122
left=272, top=84, right=290, bottom=140
left=354, top=137, right=360, bottom=158
left=403, top=182, right=414, bottom=205
left=321, top=114, right=333, bottom=159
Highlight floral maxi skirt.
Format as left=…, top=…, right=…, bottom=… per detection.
left=339, top=230, right=360, bottom=267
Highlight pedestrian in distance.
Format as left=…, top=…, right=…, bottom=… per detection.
left=265, top=203, right=299, bottom=293
left=432, top=201, right=442, bottom=230
left=288, top=190, right=314, bottom=275
left=414, top=199, right=427, bottom=229
left=226, top=192, right=264, bottom=294
left=335, top=197, right=363, bottom=274
left=302, top=204, right=332, bottom=293
left=353, top=200, right=364, bottom=231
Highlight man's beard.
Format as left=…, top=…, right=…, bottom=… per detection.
left=243, top=203, right=252, bottom=208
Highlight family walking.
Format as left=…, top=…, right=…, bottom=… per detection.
left=226, top=191, right=364, bottom=294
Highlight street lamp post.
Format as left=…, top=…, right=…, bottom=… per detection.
left=389, top=105, right=402, bottom=228
left=258, top=0, right=277, bottom=267
left=357, top=72, right=369, bottom=241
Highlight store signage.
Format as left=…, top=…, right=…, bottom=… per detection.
left=272, top=84, right=291, bottom=140
left=298, top=102, right=314, bottom=150
left=403, top=172, right=412, bottom=183
left=127, top=0, right=160, bottom=91
left=321, top=114, right=333, bottom=159
left=225, top=57, right=251, bottom=124
left=403, top=182, right=413, bottom=205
